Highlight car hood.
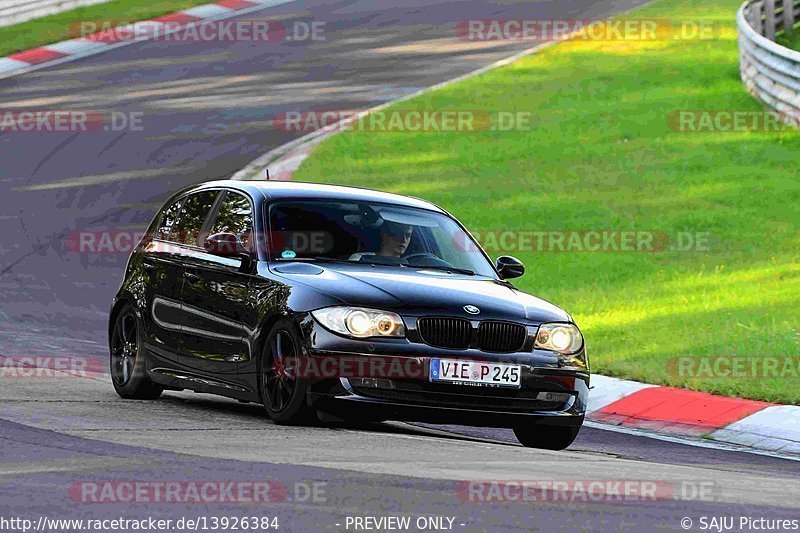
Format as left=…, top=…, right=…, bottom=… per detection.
left=271, top=262, right=570, bottom=324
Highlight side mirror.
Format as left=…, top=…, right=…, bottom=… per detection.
left=204, top=232, right=246, bottom=257
left=496, top=256, right=525, bottom=279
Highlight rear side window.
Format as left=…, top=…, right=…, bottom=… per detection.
left=155, top=198, right=184, bottom=241
left=169, top=191, right=220, bottom=246
left=209, top=191, right=254, bottom=250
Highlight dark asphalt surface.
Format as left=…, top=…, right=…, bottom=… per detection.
left=1, top=0, right=799, bottom=531
left=2, top=417, right=797, bottom=533
left=1, top=401, right=799, bottom=533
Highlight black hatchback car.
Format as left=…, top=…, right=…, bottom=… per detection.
left=110, top=180, right=589, bottom=449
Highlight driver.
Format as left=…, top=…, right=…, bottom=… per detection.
left=378, top=221, right=414, bottom=257
left=350, top=221, right=414, bottom=260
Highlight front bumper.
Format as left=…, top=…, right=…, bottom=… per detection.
left=302, top=318, right=589, bottom=427
left=310, top=374, right=587, bottom=428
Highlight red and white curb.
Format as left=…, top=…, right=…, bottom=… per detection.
left=249, top=140, right=317, bottom=182
left=588, top=375, right=800, bottom=457
left=0, top=0, right=298, bottom=81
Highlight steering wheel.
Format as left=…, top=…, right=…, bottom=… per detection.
left=403, top=252, right=454, bottom=269
left=403, top=252, right=438, bottom=262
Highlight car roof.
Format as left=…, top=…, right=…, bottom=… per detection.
left=189, top=179, right=445, bottom=213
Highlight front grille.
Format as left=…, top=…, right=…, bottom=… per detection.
left=352, top=386, right=565, bottom=413
left=417, top=317, right=527, bottom=352
left=478, top=321, right=527, bottom=352
left=417, top=317, right=471, bottom=349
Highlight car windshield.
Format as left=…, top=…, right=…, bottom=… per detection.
left=267, top=200, right=497, bottom=278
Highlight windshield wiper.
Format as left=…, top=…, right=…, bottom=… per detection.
left=315, top=257, right=360, bottom=264
left=274, top=256, right=352, bottom=264
left=406, top=264, right=476, bottom=276
left=296, top=257, right=355, bottom=264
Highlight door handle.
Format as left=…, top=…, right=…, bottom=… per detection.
left=142, top=263, right=155, bottom=272
left=185, top=272, right=201, bottom=282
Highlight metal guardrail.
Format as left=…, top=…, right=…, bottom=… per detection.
left=738, top=0, right=800, bottom=120
left=0, top=0, right=111, bottom=28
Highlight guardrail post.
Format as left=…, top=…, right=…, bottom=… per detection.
left=783, top=0, right=796, bottom=31
left=765, top=0, right=777, bottom=39
left=751, top=1, right=765, bottom=34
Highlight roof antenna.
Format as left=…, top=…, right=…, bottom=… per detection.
left=263, top=168, right=270, bottom=180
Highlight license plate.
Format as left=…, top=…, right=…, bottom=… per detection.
left=429, top=358, right=521, bottom=388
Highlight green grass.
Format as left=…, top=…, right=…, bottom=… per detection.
left=293, top=0, right=800, bottom=404
left=0, top=0, right=219, bottom=57
left=776, top=28, right=800, bottom=51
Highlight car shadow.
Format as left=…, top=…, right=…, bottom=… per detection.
left=155, top=389, right=522, bottom=447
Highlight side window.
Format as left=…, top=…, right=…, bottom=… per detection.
left=155, top=198, right=184, bottom=241
left=169, top=191, right=220, bottom=247
left=209, top=191, right=254, bottom=251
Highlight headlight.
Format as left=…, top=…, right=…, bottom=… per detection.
left=311, top=307, right=406, bottom=338
left=535, top=323, right=583, bottom=355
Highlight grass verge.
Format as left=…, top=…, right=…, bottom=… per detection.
left=777, top=28, right=800, bottom=51
left=0, top=0, right=218, bottom=57
left=292, top=0, right=800, bottom=404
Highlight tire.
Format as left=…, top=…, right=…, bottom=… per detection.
left=259, top=318, right=316, bottom=424
left=513, top=423, right=581, bottom=450
left=110, top=305, right=163, bottom=400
